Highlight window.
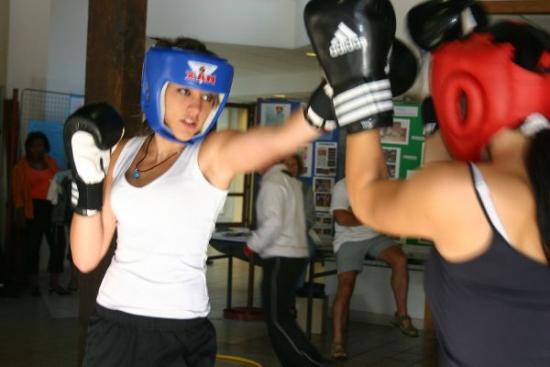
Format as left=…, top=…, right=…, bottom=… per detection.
left=215, top=103, right=255, bottom=227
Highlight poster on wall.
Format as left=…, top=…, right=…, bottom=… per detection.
left=381, top=118, right=410, bottom=145
left=314, top=142, right=337, bottom=177
left=383, top=146, right=401, bottom=179
left=313, top=176, right=334, bottom=194
left=314, top=192, right=332, bottom=211
left=312, top=212, right=333, bottom=240
left=299, top=143, right=314, bottom=177
left=259, top=102, right=292, bottom=126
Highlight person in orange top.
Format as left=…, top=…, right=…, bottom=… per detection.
left=12, top=131, right=68, bottom=296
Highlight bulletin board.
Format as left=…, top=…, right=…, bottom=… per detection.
left=300, top=117, right=341, bottom=243
left=256, top=99, right=342, bottom=243
left=254, top=100, right=435, bottom=256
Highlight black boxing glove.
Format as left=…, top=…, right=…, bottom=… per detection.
left=421, top=97, right=439, bottom=136
left=304, top=80, right=337, bottom=132
left=304, top=0, right=396, bottom=133
left=407, top=0, right=488, bottom=51
left=64, top=103, right=124, bottom=216
left=388, top=38, right=419, bottom=97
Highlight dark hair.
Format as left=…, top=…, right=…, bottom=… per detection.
left=293, top=154, right=305, bottom=176
left=525, top=129, right=550, bottom=265
left=151, top=36, right=217, bottom=57
left=25, top=131, right=50, bottom=155
left=284, top=153, right=304, bottom=176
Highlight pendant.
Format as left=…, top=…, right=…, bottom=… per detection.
left=132, top=168, right=140, bottom=179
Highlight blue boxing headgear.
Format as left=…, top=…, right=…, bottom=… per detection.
left=141, top=46, right=234, bottom=144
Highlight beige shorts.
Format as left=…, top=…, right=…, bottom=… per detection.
left=335, top=235, right=395, bottom=274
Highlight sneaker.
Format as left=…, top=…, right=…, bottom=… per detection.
left=391, top=313, right=419, bottom=337
left=330, top=343, right=347, bottom=360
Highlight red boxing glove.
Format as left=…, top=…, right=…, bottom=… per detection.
left=243, top=244, right=255, bottom=258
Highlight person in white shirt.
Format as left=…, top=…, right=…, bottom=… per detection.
left=247, top=161, right=330, bottom=367
left=329, top=178, right=418, bottom=360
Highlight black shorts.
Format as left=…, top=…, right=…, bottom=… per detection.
left=83, top=305, right=217, bottom=367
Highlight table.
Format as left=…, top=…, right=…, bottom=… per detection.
left=209, top=231, right=340, bottom=335
left=209, top=230, right=429, bottom=338
left=209, top=229, right=263, bottom=321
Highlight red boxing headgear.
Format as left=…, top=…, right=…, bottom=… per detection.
left=430, top=28, right=550, bottom=161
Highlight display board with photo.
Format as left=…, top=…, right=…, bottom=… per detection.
left=382, top=147, right=401, bottom=179
left=380, top=118, right=410, bottom=145
left=312, top=212, right=334, bottom=241
left=299, top=143, right=313, bottom=177
left=314, top=192, right=332, bottom=211
left=259, top=102, right=292, bottom=126
left=313, top=177, right=334, bottom=194
left=314, top=142, right=337, bottom=177
left=312, top=176, right=334, bottom=212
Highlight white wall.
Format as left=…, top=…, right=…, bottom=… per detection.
left=294, top=0, right=310, bottom=47
left=46, top=0, right=87, bottom=95
left=325, top=261, right=426, bottom=329
left=0, top=0, right=9, bottom=87
left=6, top=0, right=52, bottom=92
left=147, top=0, right=299, bottom=48
left=5, top=0, right=88, bottom=95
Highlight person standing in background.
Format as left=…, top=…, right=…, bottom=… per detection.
left=12, top=132, right=69, bottom=296
left=246, top=160, right=331, bottom=367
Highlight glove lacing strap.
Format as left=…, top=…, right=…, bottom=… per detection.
left=333, top=79, right=393, bottom=128
left=71, top=181, right=101, bottom=216
left=305, top=108, right=338, bottom=131
left=305, top=82, right=338, bottom=131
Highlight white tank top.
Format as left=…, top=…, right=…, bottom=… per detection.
left=97, top=136, right=227, bottom=319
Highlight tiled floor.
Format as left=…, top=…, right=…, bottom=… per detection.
left=0, top=249, right=438, bottom=367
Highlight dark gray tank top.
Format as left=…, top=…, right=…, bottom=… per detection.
left=424, top=163, right=550, bottom=366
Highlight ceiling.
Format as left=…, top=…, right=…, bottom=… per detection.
left=205, top=42, right=319, bottom=102
left=206, top=42, right=317, bottom=78
left=202, top=13, right=550, bottom=103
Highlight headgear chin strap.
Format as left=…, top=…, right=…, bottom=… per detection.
left=431, top=28, right=550, bottom=161
left=141, top=47, right=234, bottom=144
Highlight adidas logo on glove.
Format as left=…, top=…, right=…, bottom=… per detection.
left=329, top=22, right=368, bottom=58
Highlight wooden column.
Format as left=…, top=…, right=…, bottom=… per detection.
left=85, top=0, right=147, bottom=135
left=78, top=1, right=147, bottom=365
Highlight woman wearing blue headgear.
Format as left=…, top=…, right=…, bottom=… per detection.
left=63, top=37, right=335, bottom=367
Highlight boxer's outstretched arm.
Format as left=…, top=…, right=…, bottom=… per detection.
left=199, top=110, right=320, bottom=189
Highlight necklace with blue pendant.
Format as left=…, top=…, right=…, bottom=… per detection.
left=132, top=168, right=141, bottom=179
left=132, top=135, right=180, bottom=179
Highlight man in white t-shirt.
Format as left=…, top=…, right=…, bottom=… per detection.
left=329, top=178, right=418, bottom=360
